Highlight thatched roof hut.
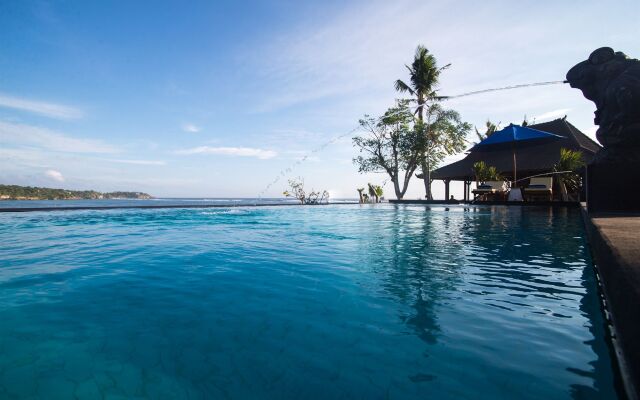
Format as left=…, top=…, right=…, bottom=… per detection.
left=430, top=118, right=600, bottom=200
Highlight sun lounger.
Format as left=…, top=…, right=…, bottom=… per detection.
left=472, top=181, right=507, bottom=201
left=524, top=177, right=553, bottom=201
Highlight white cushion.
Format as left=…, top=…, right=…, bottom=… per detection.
left=529, top=177, right=552, bottom=188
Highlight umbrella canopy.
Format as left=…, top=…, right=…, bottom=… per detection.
left=472, top=124, right=564, bottom=150
left=472, top=124, right=563, bottom=185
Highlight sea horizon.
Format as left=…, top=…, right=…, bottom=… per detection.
left=0, top=197, right=360, bottom=210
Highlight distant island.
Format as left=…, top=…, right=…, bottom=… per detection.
left=0, top=184, right=153, bottom=201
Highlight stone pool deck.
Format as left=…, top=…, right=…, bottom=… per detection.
left=582, top=207, right=640, bottom=400
left=389, top=199, right=580, bottom=206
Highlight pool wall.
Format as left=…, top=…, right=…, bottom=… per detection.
left=582, top=207, right=640, bottom=400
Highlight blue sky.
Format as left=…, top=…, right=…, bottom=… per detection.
left=1, top=0, right=638, bottom=199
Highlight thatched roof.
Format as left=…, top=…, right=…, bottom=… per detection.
left=431, top=118, right=601, bottom=181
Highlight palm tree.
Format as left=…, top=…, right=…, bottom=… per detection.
left=374, top=185, right=384, bottom=202
left=475, top=120, right=499, bottom=142
left=356, top=188, right=365, bottom=204
left=368, top=183, right=379, bottom=203
left=395, top=45, right=450, bottom=199
left=472, top=161, right=503, bottom=185
left=553, top=148, right=585, bottom=201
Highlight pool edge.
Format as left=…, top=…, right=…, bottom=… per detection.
left=0, top=202, right=360, bottom=213
left=581, top=205, right=640, bottom=400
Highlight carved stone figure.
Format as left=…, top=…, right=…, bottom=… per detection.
left=566, top=47, right=640, bottom=160
left=567, top=48, right=640, bottom=212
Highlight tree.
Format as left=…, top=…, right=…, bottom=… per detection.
left=472, top=161, right=503, bottom=184
left=553, top=148, right=585, bottom=201
left=366, top=183, right=384, bottom=203
left=475, top=120, right=499, bottom=142
left=353, top=101, right=424, bottom=200
left=283, top=178, right=329, bottom=205
left=395, top=45, right=469, bottom=199
left=356, top=188, right=365, bottom=203
left=367, top=183, right=377, bottom=203
left=374, top=185, right=384, bottom=202
left=413, top=103, right=470, bottom=194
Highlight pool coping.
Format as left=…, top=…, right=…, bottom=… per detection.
left=390, top=199, right=580, bottom=207
left=581, top=205, right=640, bottom=400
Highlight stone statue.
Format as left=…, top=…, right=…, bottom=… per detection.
left=567, top=47, right=640, bottom=212
left=566, top=47, right=640, bottom=160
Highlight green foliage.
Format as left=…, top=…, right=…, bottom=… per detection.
left=395, top=45, right=450, bottom=110
left=475, top=120, right=499, bottom=142
left=283, top=178, right=329, bottom=205
left=373, top=185, right=384, bottom=199
left=353, top=100, right=417, bottom=173
left=367, top=183, right=376, bottom=200
left=420, top=103, right=470, bottom=168
left=553, top=148, right=585, bottom=199
left=353, top=99, right=469, bottom=200
left=353, top=101, right=424, bottom=199
left=472, top=161, right=503, bottom=183
left=366, top=183, right=384, bottom=203
left=0, top=184, right=152, bottom=200
left=104, top=191, right=152, bottom=199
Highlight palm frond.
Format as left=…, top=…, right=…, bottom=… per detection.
left=438, top=63, right=452, bottom=72
left=405, top=64, right=414, bottom=75
left=394, top=79, right=414, bottom=95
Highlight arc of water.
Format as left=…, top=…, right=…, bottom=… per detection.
left=437, top=80, right=567, bottom=100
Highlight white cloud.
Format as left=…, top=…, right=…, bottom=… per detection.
left=532, top=108, right=571, bottom=123
left=246, top=0, right=632, bottom=127
left=44, top=169, right=65, bottom=182
left=176, top=146, right=277, bottom=159
left=107, top=159, right=166, bottom=166
left=0, top=93, right=83, bottom=119
left=182, top=123, right=201, bottom=133
left=0, top=121, right=118, bottom=154
left=247, top=1, right=470, bottom=112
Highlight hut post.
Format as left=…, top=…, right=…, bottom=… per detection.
left=463, top=181, right=468, bottom=202
left=444, top=179, right=450, bottom=201
left=465, top=180, right=472, bottom=202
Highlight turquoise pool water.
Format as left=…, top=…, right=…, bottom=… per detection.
left=0, top=205, right=619, bottom=399
left=0, top=198, right=355, bottom=209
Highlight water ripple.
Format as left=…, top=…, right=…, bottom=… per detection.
left=0, top=205, right=619, bottom=399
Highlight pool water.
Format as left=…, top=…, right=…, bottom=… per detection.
left=0, top=205, right=620, bottom=399
left=0, top=197, right=355, bottom=210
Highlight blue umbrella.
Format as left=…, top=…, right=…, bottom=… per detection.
left=472, top=124, right=563, bottom=185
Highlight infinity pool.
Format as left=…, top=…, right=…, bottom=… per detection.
left=0, top=205, right=620, bottom=399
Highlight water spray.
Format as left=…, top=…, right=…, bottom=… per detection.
left=436, top=80, right=567, bottom=100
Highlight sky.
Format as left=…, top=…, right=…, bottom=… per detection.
left=1, top=0, right=639, bottom=199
